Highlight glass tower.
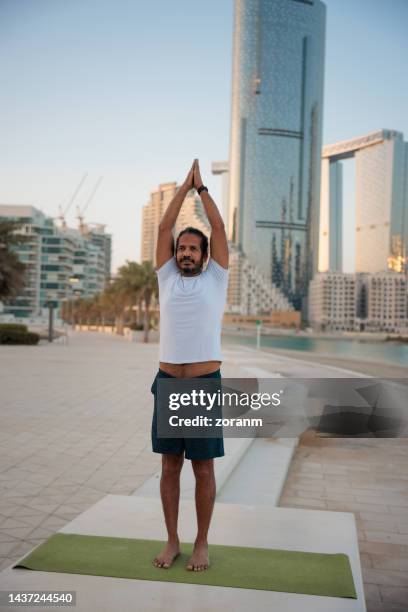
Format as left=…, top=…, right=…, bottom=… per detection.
left=228, top=0, right=326, bottom=310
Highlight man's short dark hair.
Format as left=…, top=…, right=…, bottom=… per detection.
left=175, top=227, right=209, bottom=259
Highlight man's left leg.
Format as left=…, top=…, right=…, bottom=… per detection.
left=186, top=458, right=216, bottom=571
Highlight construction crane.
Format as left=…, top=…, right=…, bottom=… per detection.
left=77, top=176, right=103, bottom=235
left=57, top=173, right=88, bottom=230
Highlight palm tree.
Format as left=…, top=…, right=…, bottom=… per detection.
left=72, top=297, right=86, bottom=326
left=139, top=261, right=158, bottom=343
left=99, top=288, right=116, bottom=328
left=0, top=220, right=31, bottom=300
left=105, top=280, right=129, bottom=335
left=83, top=295, right=100, bottom=326
left=114, top=261, right=144, bottom=328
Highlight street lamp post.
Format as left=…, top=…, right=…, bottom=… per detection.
left=69, top=277, right=81, bottom=331
left=256, top=319, right=262, bottom=350
left=46, top=299, right=54, bottom=342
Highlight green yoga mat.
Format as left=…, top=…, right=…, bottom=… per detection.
left=13, top=532, right=357, bottom=599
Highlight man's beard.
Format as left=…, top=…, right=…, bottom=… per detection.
left=178, top=258, right=203, bottom=275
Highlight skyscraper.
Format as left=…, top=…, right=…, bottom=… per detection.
left=141, top=183, right=210, bottom=266
left=228, top=0, right=326, bottom=310
left=319, top=129, right=408, bottom=275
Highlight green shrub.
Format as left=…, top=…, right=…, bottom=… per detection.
left=128, top=323, right=156, bottom=331
left=0, top=330, right=40, bottom=345
left=0, top=323, right=28, bottom=333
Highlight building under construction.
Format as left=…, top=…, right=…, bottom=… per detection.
left=0, top=203, right=112, bottom=320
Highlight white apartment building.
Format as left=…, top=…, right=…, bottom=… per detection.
left=309, top=271, right=407, bottom=332
left=0, top=205, right=112, bottom=320
left=364, top=272, right=407, bottom=333
left=309, top=272, right=356, bottom=331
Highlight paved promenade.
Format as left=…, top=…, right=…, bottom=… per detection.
left=0, top=331, right=162, bottom=571
left=1, top=329, right=407, bottom=610
left=280, top=432, right=408, bottom=612
left=0, top=330, right=259, bottom=572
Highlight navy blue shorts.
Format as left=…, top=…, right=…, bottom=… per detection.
left=151, top=368, right=225, bottom=460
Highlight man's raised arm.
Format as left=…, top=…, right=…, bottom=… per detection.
left=194, top=160, right=229, bottom=269
left=156, top=160, right=195, bottom=269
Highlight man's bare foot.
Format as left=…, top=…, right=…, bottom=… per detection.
left=186, top=541, right=209, bottom=571
left=153, top=540, right=181, bottom=569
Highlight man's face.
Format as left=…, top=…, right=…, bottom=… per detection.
left=176, top=233, right=207, bottom=276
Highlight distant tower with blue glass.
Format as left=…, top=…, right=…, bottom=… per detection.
left=228, top=0, right=326, bottom=311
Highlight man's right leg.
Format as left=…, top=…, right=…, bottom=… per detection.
left=153, top=452, right=184, bottom=568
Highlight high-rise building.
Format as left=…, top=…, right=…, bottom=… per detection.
left=228, top=0, right=326, bottom=311
left=141, top=183, right=210, bottom=266
left=211, top=161, right=230, bottom=230
left=319, top=129, right=408, bottom=274
left=0, top=204, right=111, bottom=319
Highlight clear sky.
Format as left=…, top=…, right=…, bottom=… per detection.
left=1, top=0, right=407, bottom=274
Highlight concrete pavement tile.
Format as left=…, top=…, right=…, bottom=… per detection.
left=13, top=483, right=45, bottom=495
left=359, top=541, right=408, bottom=557
left=349, top=479, right=379, bottom=488
left=0, top=532, right=20, bottom=543
left=279, top=495, right=328, bottom=509
left=380, top=586, right=408, bottom=606
left=4, top=540, right=38, bottom=559
left=10, top=514, right=49, bottom=528
left=26, top=503, right=61, bottom=513
left=0, top=557, right=15, bottom=571
left=283, top=487, right=327, bottom=500
left=289, top=470, right=324, bottom=480
left=322, top=476, right=351, bottom=487
left=37, top=516, right=69, bottom=530
left=8, top=506, right=46, bottom=518
left=53, top=511, right=83, bottom=521
left=0, top=519, right=35, bottom=529
left=389, top=506, right=408, bottom=516
left=360, top=519, right=399, bottom=533
left=0, top=526, right=34, bottom=539
left=353, top=492, right=391, bottom=503
left=326, top=501, right=389, bottom=513
left=365, top=531, right=408, bottom=545
left=0, top=542, right=21, bottom=556
left=26, top=526, right=57, bottom=539
left=281, top=475, right=325, bottom=489
left=322, top=491, right=357, bottom=502
left=360, top=511, right=394, bottom=522
left=360, top=552, right=373, bottom=568
left=363, top=582, right=382, bottom=603
left=365, top=604, right=407, bottom=612
left=54, top=503, right=90, bottom=514
left=1, top=492, right=36, bottom=501
left=362, top=567, right=408, bottom=587
left=372, top=556, right=408, bottom=572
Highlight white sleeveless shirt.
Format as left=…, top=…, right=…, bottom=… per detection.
left=156, top=256, right=229, bottom=364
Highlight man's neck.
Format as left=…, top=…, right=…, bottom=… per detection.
left=180, top=270, right=201, bottom=277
